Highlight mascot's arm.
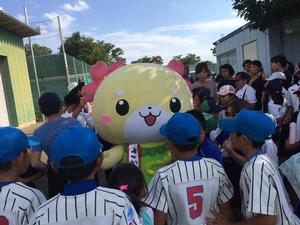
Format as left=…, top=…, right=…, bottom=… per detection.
left=100, top=145, right=124, bottom=169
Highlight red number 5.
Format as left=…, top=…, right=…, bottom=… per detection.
left=186, top=186, right=203, bottom=219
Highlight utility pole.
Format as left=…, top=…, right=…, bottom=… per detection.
left=57, top=16, right=70, bottom=85
left=24, top=5, right=45, bottom=121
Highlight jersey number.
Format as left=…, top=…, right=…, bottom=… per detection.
left=0, top=216, right=9, bottom=225
left=186, top=186, right=203, bottom=219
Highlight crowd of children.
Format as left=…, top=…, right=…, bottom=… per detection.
left=1, top=55, right=300, bottom=225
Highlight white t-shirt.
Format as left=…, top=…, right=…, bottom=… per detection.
left=286, top=83, right=300, bottom=112
left=62, top=111, right=94, bottom=128
left=267, top=99, right=287, bottom=119
left=236, top=84, right=257, bottom=104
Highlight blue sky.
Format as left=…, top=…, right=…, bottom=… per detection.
left=0, top=0, right=246, bottom=63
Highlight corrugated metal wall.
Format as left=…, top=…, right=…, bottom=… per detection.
left=215, top=27, right=271, bottom=75
left=0, top=29, right=36, bottom=126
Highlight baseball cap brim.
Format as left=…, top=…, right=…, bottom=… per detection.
left=160, top=124, right=167, bottom=136
left=28, top=137, right=40, bottom=147
left=219, top=119, right=238, bottom=133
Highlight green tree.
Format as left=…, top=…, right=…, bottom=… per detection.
left=131, top=55, right=163, bottom=64
left=25, top=43, right=52, bottom=56
left=60, top=32, right=125, bottom=65
left=174, top=54, right=201, bottom=65
left=232, top=0, right=300, bottom=31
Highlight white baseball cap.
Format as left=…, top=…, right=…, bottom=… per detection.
left=266, top=72, right=286, bottom=81
left=217, top=85, right=236, bottom=96
left=67, top=82, right=78, bottom=92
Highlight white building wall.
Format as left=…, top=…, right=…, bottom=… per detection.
left=215, top=26, right=271, bottom=75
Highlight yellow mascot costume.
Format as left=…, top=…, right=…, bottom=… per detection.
left=92, top=61, right=193, bottom=182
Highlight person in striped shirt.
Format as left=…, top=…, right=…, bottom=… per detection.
left=0, top=127, right=46, bottom=225
left=207, top=110, right=300, bottom=225
left=31, top=126, right=141, bottom=225
left=144, top=113, right=234, bottom=225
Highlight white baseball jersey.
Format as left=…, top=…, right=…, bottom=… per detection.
left=0, top=182, right=46, bottom=225
left=31, top=186, right=141, bottom=225
left=240, top=154, right=300, bottom=224
left=144, top=158, right=234, bottom=225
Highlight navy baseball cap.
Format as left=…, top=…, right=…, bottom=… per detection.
left=160, top=113, right=201, bottom=145
left=0, top=126, right=40, bottom=164
left=219, top=109, right=275, bottom=142
left=265, top=80, right=282, bottom=92
left=52, top=126, right=103, bottom=169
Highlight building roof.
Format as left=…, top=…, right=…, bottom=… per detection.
left=213, top=23, right=250, bottom=46
left=0, top=10, right=40, bottom=37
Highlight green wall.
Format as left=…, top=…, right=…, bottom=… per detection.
left=0, top=29, right=36, bottom=126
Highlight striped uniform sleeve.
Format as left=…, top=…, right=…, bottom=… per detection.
left=119, top=199, right=142, bottom=225
left=247, top=160, right=277, bottom=215
left=144, top=172, right=168, bottom=213
left=217, top=166, right=234, bottom=204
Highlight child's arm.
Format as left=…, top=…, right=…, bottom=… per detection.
left=222, top=140, right=246, bottom=166
left=154, top=209, right=167, bottom=225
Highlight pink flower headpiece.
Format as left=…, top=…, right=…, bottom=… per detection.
left=81, top=59, right=125, bottom=102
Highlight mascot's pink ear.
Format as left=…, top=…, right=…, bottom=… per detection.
left=167, top=59, right=185, bottom=76
left=81, top=60, right=126, bottom=103
left=108, top=59, right=125, bottom=73
left=90, top=61, right=108, bottom=81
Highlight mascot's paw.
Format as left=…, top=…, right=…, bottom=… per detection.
left=100, top=145, right=124, bottom=169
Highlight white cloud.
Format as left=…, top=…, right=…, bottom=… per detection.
left=95, top=18, right=246, bottom=63
left=16, top=14, right=34, bottom=23
left=153, top=18, right=246, bottom=33
left=44, top=11, right=75, bottom=31
left=62, top=0, right=89, bottom=12
left=0, top=7, right=3, bottom=11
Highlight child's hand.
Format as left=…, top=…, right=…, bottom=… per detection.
left=222, top=140, right=232, bottom=152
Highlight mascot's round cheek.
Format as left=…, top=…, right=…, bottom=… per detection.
left=100, top=116, right=112, bottom=125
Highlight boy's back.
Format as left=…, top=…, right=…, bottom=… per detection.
left=33, top=186, right=138, bottom=225
left=144, top=157, right=233, bottom=225
left=0, top=182, right=46, bottom=225
left=240, top=154, right=300, bottom=225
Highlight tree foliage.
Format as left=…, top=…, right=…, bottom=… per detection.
left=131, top=55, right=163, bottom=64
left=174, top=54, right=201, bottom=65
left=232, top=0, right=300, bottom=31
left=25, top=43, right=52, bottom=56
left=60, top=32, right=125, bottom=65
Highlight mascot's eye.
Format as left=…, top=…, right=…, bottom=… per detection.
left=170, top=97, right=181, bottom=113
left=116, top=99, right=129, bottom=116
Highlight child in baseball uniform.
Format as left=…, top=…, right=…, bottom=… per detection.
left=32, top=126, right=141, bottom=225
left=208, top=110, right=300, bottom=225
left=144, top=113, right=234, bottom=225
left=0, top=126, right=46, bottom=225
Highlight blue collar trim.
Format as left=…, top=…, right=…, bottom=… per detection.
left=248, top=149, right=266, bottom=162
left=61, top=180, right=97, bottom=196
left=181, top=155, right=202, bottom=162
left=0, top=181, right=13, bottom=188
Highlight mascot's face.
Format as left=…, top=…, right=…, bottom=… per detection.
left=93, top=63, right=193, bottom=144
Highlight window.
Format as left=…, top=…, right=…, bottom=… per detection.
left=243, top=41, right=257, bottom=60
left=218, top=50, right=237, bottom=72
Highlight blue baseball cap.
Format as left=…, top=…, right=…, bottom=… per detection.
left=160, top=113, right=201, bottom=145
left=219, top=109, right=275, bottom=142
left=52, top=126, right=103, bottom=169
left=0, top=126, right=40, bottom=164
